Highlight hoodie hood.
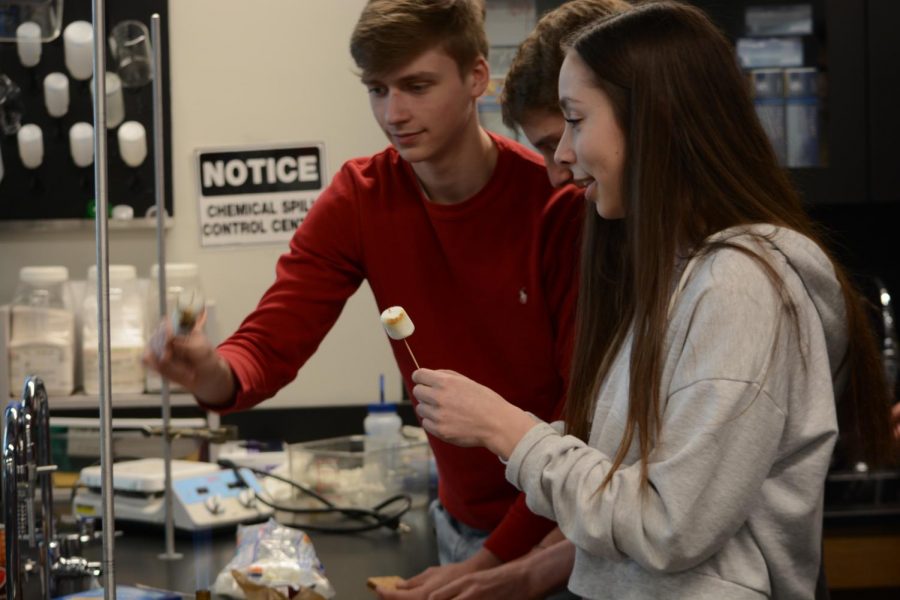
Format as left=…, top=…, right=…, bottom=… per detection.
left=706, top=224, right=848, bottom=384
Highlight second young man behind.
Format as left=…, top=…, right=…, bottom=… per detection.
left=146, top=0, right=584, bottom=594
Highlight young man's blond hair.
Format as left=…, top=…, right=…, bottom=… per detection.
left=351, top=0, right=488, bottom=78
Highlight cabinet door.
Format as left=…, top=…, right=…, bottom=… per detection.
left=527, top=0, right=884, bottom=204
left=868, top=0, right=900, bottom=204
left=797, top=0, right=867, bottom=204
left=692, top=0, right=868, bottom=204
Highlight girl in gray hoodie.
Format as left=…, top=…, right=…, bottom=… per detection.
left=410, top=2, right=896, bottom=599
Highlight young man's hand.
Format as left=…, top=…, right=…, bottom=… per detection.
left=375, top=549, right=499, bottom=600
left=411, top=559, right=539, bottom=600
left=142, top=312, right=235, bottom=406
left=374, top=539, right=575, bottom=600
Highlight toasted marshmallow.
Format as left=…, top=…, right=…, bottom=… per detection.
left=173, top=288, right=205, bottom=336
left=381, top=306, right=415, bottom=340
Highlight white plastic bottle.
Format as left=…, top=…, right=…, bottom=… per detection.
left=364, top=402, right=403, bottom=488
left=9, top=266, right=76, bottom=396
left=364, top=403, right=403, bottom=452
left=82, top=264, right=145, bottom=394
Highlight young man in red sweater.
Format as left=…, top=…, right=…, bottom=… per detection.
left=146, top=0, right=582, bottom=596
left=407, top=3, right=627, bottom=598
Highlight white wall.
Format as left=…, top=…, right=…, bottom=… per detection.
left=165, top=0, right=400, bottom=408
left=0, top=0, right=540, bottom=409
left=0, top=0, right=402, bottom=408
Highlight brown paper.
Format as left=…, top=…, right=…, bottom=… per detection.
left=231, top=569, right=326, bottom=600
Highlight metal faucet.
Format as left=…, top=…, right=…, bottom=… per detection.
left=3, top=377, right=101, bottom=599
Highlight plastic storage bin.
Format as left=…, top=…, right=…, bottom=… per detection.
left=785, top=67, right=820, bottom=167
left=82, top=264, right=146, bottom=394
left=8, top=265, right=76, bottom=396
left=751, top=68, right=787, bottom=165
left=287, top=435, right=430, bottom=512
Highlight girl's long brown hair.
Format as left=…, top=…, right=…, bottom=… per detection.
left=564, top=1, right=895, bottom=489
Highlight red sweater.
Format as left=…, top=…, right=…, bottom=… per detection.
left=215, top=133, right=583, bottom=561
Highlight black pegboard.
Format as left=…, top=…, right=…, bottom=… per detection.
left=0, top=0, right=172, bottom=221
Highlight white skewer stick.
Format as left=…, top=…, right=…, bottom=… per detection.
left=403, top=339, right=420, bottom=370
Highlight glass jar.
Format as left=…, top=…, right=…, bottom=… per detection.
left=0, top=0, right=64, bottom=43
left=82, top=264, right=145, bottom=394
left=9, top=266, right=76, bottom=397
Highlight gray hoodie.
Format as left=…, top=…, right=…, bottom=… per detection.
left=506, top=225, right=844, bottom=599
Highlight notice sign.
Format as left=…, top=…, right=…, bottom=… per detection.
left=196, top=143, right=326, bottom=247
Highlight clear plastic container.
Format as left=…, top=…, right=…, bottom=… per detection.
left=287, top=435, right=431, bottom=512
left=82, top=264, right=146, bottom=394
left=0, top=0, right=64, bottom=42
left=9, top=266, right=76, bottom=396
left=146, top=263, right=203, bottom=392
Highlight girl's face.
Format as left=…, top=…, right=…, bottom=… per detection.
left=518, top=109, right=591, bottom=189
left=555, top=52, right=627, bottom=219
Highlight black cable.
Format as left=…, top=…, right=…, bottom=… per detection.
left=238, top=461, right=338, bottom=508
left=217, top=459, right=412, bottom=534
left=223, top=460, right=411, bottom=533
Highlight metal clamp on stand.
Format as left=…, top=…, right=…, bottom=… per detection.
left=141, top=424, right=238, bottom=445
left=3, top=377, right=102, bottom=599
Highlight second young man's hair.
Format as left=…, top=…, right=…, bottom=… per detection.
left=562, top=1, right=895, bottom=487
left=500, top=0, right=628, bottom=129
left=350, top=0, right=488, bottom=79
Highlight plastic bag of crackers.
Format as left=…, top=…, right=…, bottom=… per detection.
left=212, top=519, right=334, bottom=599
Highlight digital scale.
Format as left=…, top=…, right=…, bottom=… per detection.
left=73, top=458, right=274, bottom=531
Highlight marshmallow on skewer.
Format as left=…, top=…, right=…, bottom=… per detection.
left=380, top=306, right=420, bottom=368
left=173, top=288, right=205, bottom=336
left=381, top=306, right=415, bottom=340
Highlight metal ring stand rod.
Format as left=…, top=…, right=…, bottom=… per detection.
left=150, top=12, right=182, bottom=561
left=90, top=0, right=116, bottom=597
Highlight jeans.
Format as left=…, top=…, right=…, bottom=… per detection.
left=429, top=499, right=490, bottom=565
left=428, top=499, right=580, bottom=599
